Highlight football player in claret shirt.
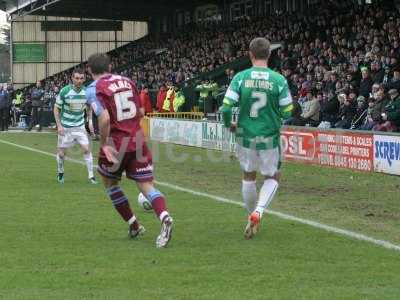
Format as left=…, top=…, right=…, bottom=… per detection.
left=220, top=38, right=293, bottom=239
left=86, top=53, right=173, bottom=248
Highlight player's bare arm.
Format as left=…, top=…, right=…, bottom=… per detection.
left=98, top=109, right=117, bottom=164
left=86, top=104, right=95, bottom=136
left=53, top=105, right=64, bottom=136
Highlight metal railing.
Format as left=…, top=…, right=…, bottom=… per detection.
left=146, top=112, right=205, bottom=120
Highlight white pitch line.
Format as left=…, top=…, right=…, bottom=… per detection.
left=1, top=138, right=400, bottom=252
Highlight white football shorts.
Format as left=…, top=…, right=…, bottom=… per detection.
left=58, top=126, right=89, bottom=149
left=236, top=144, right=280, bottom=176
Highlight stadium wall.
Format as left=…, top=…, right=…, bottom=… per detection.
left=11, top=15, right=148, bottom=89
left=148, top=118, right=400, bottom=176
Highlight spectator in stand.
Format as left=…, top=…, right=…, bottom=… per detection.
left=359, top=88, right=387, bottom=131
left=370, top=83, right=381, bottom=99
left=163, top=85, right=176, bottom=113
left=43, top=86, right=58, bottom=110
left=12, top=2, right=400, bottom=132
left=13, top=90, right=24, bottom=125
left=297, top=87, right=312, bottom=113
left=139, top=86, right=153, bottom=115
left=387, top=69, right=400, bottom=91
left=0, top=86, right=9, bottom=131
left=6, top=84, right=14, bottom=127
left=28, top=81, right=45, bottom=132
left=382, top=66, right=391, bottom=86
left=20, top=94, right=32, bottom=126
left=156, top=84, right=167, bottom=112
left=359, top=67, right=373, bottom=99
left=283, top=68, right=298, bottom=96
left=223, top=68, right=235, bottom=86
left=371, top=61, right=385, bottom=84
left=359, top=98, right=377, bottom=131
left=300, top=92, right=321, bottom=126
left=284, top=97, right=302, bottom=125
left=336, top=94, right=357, bottom=129
left=293, top=91, right=320, bottom=126
left=319, top=91, right=340, bottom=128
left=350, top=96, right=368, bottom=129
left=374, top=89, right=400, bottom=131
left=325, top=72, right=338, bottom=93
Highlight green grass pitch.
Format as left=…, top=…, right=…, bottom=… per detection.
left=0, top=132, right=400, bottom=300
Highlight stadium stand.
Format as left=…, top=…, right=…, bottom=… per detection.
left=2, top=0, right=400, bottom=132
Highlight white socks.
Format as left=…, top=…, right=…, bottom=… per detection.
left=242, top=180, right=257, bottom=213
left=159, top=211, right=169, bottom=222
left=255, top=179, right=279, bottom=216
left=57, top=152, right=94, bottom=178
left=84, top=153, right=94, bottom=178
left=56, top=154, right=64, bottom=173
left=128, top=215, right=137, bottom=225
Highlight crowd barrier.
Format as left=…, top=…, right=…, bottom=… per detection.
left=147, top=117, right=400, bottom=176
left=146, top=112, right=204, bottom=120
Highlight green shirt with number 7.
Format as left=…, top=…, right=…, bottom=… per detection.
left=221, top=66, right=293, bottom=150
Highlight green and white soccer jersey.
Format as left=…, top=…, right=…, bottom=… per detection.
left=224, top=67, right=292, bottom=175
left=224, top=67, right=292, bottom=151
left=55, top=85, right=89, bottom=148
left=55, top=85, right=87, bottom=128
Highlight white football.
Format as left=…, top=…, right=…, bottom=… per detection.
left=138, top=193, right=152, bottom=211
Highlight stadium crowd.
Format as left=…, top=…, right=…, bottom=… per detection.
left=1, top=2, right=400, bottom=132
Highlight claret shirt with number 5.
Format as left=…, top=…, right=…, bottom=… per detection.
left=86, top=74, right=144, bottom=154
left=224, top=67, right=293, bottom=150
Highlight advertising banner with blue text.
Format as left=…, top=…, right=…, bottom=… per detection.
left=373, top=134, right=400, bottom=176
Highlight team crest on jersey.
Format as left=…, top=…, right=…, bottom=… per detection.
left=70, top=103, right=85, bottom=111
left=251, top=71, right=269, bottom=80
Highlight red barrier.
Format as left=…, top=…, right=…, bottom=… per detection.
left=281, top=128, right=374, bottom=172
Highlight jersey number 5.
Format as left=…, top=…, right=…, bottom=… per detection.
left=250, top=91, right=267, bottom=118
left=114, top=90, right=137, bottom=121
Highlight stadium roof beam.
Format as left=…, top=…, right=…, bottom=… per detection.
left=3, top=0, right=216, bottom=21
left=2, top=0, right=63, bottom=19
left=31, top=1, right=168, bottom=21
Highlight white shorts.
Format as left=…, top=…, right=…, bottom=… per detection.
left=236, top=144, right=280, bottom=176
left=58, top=126, right=89, bottom=149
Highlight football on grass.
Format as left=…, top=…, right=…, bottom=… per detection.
left=138, top=193, right=152, bottom=211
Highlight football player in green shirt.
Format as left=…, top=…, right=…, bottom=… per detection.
left=221, top=37, right=293, bottom=239
left=54, top=69, right=96, bottom=184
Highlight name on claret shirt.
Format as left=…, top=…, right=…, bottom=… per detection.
left=108, top=80, right=132, bottom=93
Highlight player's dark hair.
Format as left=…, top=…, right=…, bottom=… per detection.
left=72, top=68, right=84, bottom=76
left=249, top=37, right=271, bottom=60
left=88, top=53, right=110, bottom=75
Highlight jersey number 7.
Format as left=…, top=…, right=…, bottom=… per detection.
left=114, top=90, right=137, bottom=121
left=250, top=91, right=267, bottom=118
